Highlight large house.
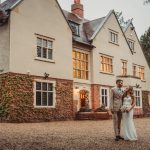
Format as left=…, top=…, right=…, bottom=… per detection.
left=0, top=0, right=150, bottom=122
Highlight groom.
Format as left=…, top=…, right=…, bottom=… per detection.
left=110, top=79, right=124, bottom=141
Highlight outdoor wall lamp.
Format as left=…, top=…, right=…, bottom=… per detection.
left=135, top=84, right=140, bottom=88
left=44, top=72, right=49, bottom=79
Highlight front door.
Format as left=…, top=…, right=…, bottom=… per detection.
left=80, top=90, right=89, bottom=108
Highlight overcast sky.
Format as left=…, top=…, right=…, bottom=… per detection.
left=57, top=0, right=150, bottom=38
left=1, top=0, right=150, bottom=38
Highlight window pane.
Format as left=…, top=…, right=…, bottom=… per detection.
left=86, top=54, right=88, bottom=61
left=86, top=62, right=88, bottom=70
left=136, top=99, right=140, bottom=106
left=78, top=70, right=81, bottom=78
left=36, top=92, right=41, bottom=106
left=102, top=89, right=104, bottom=95
left=105, top=89, right=107, bottom=95
left=43, top=48, right=47, bottom=58
left=105, top=96, right=108, bottom=106
left=48, top=49, right=52, bottom=59
left=42, top=83, right=47, bottom=91
left=102, top=96, right=104, bottom=104
left=79, top=61, right=81, bottom=69
left=81, top=71, right=84, bottom=79
left=86, top=71, right=88, bottom=80
left=37, top=47, right=42, bottom=57
left=81, top=53, right=84, bottom=60
left=77, top=61, right=80, bottom=69
left=48, top=92, right=53, bottom=106
left=36, top=82, right=41, bottom=90
left=73, top=69, right=76, bottom=78
left=48, top=83, right=53, bottom=91
left=47, top=41, right=52, bottom=49
left=37, top=38, right=42, bottom=47
left=42, top=92, right=47, bottom=106
left=43, top=39, right=47, bottom=48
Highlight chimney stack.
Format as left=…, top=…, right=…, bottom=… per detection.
left=71, top=0, right=84, bottom=18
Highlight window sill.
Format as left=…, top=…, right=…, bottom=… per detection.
left=134, top=106, right=142, bottom=109
left=35, top=57, right=55, bottom=63
left=109, top=41, right=119, bottom=46
left=74, top=78, right=91, bottom=84
left=100, top=71, right=114, bottom=76
left=34, top=106, right=55, bottom=109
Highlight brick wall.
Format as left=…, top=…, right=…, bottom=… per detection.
left=91, top=84, right=100, bottom=110
left=142, top=91, right=150, bottom=117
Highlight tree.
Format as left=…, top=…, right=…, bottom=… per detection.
left=144, top=0, right=150, bottom=4
left=140, top=27, right=150, bottom=67
left=115, top=11, right=130, bottom=27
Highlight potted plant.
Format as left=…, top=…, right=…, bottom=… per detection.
left=94, top=104, right=110, bottom=119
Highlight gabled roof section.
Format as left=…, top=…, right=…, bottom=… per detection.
left=124, top=20, right=150, bottom=68
left=89, top=9, right=114, bottom=40
left=63, top=10, right=106, bottom=46
left=0, top=0, right=72, bottom=32
left=0, top=0, right=22, bottom=25
left=83, top=17, right=105, bottom=40
left=63, top=9, right=91, bottom=45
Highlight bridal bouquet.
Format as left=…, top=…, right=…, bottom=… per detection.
left=120, top=105, right=130, bottom=112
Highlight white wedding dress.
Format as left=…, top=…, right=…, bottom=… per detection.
left=122, top=96, right=138, bottom=141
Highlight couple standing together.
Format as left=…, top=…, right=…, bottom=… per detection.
left=110, top=79, right=138, bottom=141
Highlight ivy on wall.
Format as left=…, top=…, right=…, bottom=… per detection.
left=0, top=73, right=33, bottom=122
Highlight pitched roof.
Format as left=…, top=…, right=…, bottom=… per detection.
left=0, top=0, right=19, bottom=11
left=83, top=17, right=105, bottom=41
left=0, top=0, right=136, bottom=52
left=0, top=0, right=20, bottom=25
left=63, top=10, right=106, bottom=45
left=0, top=0, right=72, bottom=32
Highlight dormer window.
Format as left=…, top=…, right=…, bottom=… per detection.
left=69, top=21, right=80, bottom=36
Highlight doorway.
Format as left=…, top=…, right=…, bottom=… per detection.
left=79, top=90, right=89, bottom=108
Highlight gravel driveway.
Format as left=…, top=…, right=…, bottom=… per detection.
left=0, top=118, right=150, bottom=150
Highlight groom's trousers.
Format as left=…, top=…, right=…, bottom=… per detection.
left=112, top=111, right=122, bottom=136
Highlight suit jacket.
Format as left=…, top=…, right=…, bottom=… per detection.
left=109, top=87, right=124, bottom=112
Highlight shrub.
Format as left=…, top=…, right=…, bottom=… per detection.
left=94, top=104, right=108, bottom=112
left=78, top=107, right=92, bottom=112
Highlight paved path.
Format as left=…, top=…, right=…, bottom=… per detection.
left=0, top=118, right=150, bottom=150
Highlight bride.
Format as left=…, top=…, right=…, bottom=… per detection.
left=121, top=86, right=138, bottom=141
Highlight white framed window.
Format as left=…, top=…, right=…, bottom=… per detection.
left=134, top=89, right=142, bottom=108
left=109, top=30, right=118, bottom=44
left=138, top=67, right=145, bottom=80
left=36, top=36, right=53, bottom=60
left=128, top=39, right=134, bottom=51
left=121, top=60, right=127, bottom=76
left=34, top=80, right=56, bottom=108
left=69, top=21, right=80, bottom=36
left=133, top=65, right=137, bottom=77
left=100, top=55, right=113, bottom=73
left=100, top=87, right=109, bottom=108
left=133, top=64, right=145, bottom=80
